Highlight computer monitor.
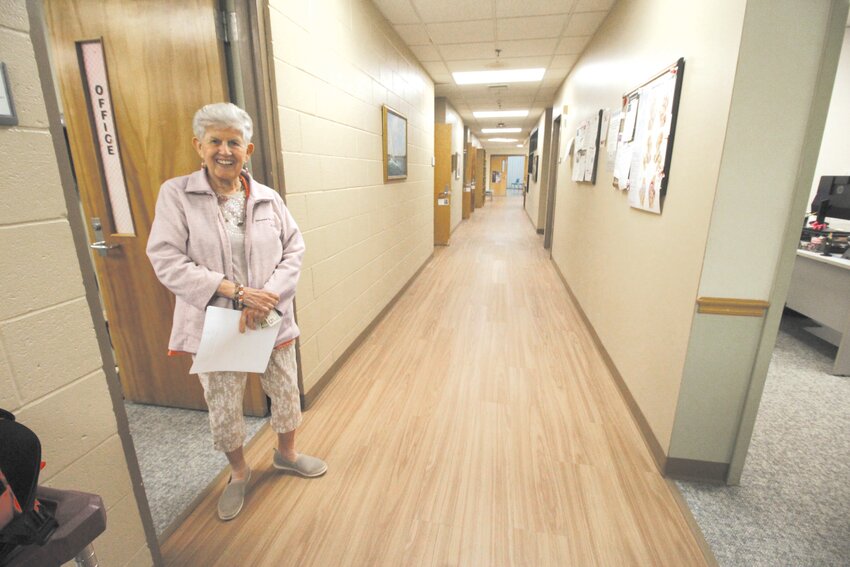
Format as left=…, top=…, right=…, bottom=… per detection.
left=812, top=176, right=850, bottom=224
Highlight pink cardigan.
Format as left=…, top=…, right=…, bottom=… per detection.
left=146, top=170, right=305, bottom=354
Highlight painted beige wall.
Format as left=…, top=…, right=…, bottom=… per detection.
left=1, top=2, right=152, bottom=565
left=524, top=112, right=549, bottom=229
left=808, top=26, right=850, bottom=232
left=669, top=0, right=844, bottom=463
left=267, top=0, right=434, bottom=395
left=549, top=0, right=748, bottom=451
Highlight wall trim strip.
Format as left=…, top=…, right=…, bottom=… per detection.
left=551, top=260, right=668, bottom=474
left=302, top=252, right=434, bottom=409
left=696, top=297, right=770, bottom=317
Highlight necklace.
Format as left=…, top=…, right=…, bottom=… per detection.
left=218, top=175, right=250, bottom=230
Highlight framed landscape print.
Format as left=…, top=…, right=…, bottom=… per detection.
left=382, top=105, right=407, bottom=181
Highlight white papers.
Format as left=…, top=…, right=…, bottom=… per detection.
left=584, top=147, right=596, bottom=182
left=189, top=306, right=281, bottom=374
left=623, top=94, right=639, bottom=142
left=606, top=112, right=623, bottom=172
left=613, top=141, right=633, bottom=190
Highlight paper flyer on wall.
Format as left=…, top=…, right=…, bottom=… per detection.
left=613, top=141, right=632, bottom=189
left=606, top=112, right=623, bottom=171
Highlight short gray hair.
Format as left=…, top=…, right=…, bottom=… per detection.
left=192, top=102, right=253, bottom=144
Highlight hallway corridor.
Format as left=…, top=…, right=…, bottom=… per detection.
left=162, top=195, right=709, bottom=566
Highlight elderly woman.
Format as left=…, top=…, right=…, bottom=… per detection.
left=147, top=102, right=326, bottom=521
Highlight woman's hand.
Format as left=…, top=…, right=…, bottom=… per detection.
left=239, top=308, right=266, bottom=333
left=241, top=287, right=279, bottom=312
left=218, top=280, right=279, bottom=312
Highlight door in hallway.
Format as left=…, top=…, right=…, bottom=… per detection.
left=434, top=123, right=451, bottom=245
left=490, top=155, right=507, bottom=196
left=45, top=0, right=266, bottom=413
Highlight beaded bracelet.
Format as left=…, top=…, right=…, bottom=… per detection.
left=232, top=283, right=245, bottom=310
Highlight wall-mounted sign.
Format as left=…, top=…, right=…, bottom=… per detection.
left=0, top=63, right=18, bottom=126
left=77, top=40, right=135, bottom=235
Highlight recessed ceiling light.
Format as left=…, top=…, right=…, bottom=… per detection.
left=473, top=110, right=529, bottom=118
left=516, top=144, right=523, bottom=148
left=487, top=138, right=518, bottom=142
left=453, top=68, right=545, bottom=85
left=481, top=128, right=521, bottom=133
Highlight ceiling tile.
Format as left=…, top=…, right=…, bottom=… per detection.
left=410, top=44, right=442, bottom=61
left=541, top=71, right=568, bottom=88
left=393, top=24, right=431, bottom=45
left=549, top=54, right=578, bottom=70
left=564, top=11, right=607, bottom=36
left=425, top=20, right=495, bottom=44
left=372, top=0, right=420, bottom=25
left=423, top=60, right=451, bottom=76
left=411, top=0, right=495, bottom=23
left=556, top=35, right=590, bottom=54
left=496, top=38, right=559, bottom=57
left=438, top=42, right=499, bottom=61
left=434, top=83, right=459, bottom=96
left=496, top=15, right=567, bottom=40
left=574, top=0, right=615, bottom=12
left=496, top=0, right=577, bottom=18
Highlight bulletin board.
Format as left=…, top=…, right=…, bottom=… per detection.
left=620, top=58, right=685, bottom=214
left=571, top=109, right=602, bottom=184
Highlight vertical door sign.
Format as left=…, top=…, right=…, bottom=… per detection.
left=77, top=40, right=135, bottom=235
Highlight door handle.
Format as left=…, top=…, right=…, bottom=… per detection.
left=90, top=241, right=122, bottom=256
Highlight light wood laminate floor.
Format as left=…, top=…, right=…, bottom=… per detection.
left=162, top=195, right=710, bottom=566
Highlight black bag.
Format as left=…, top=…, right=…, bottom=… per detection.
left=0, top=409, right=58, bottom=562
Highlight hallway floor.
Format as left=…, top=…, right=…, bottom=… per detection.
left=162, top=195, right=709, bottom=566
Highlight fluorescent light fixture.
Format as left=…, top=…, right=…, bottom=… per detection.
left=473, top=110, right=529, bottom=119
left=487, top=138, right=518, bottom=142
left=481, top=128, right=521, bottom=134
left=516, top=144, right=523, bottom=148
left=453, top=68, right=545, bottom=85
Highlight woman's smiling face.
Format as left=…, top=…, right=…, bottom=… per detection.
left=193, top=126, right=254, bottom=188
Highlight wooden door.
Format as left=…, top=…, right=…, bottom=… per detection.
left=434, top=124, right=451, bottom=245
left=491, top=155, right=507, bottom=196
left=475, top=149, right=486, bottom=207
left=45, top=0, right=267, bottom=414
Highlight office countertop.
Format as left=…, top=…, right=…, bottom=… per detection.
left=796, top=248, right=850, bottom=270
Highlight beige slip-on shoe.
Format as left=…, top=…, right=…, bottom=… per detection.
left=273, top=449, right=328, bottom=477
left=218, top=468, right=252, bottom=521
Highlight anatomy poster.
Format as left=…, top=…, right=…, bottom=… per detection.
left=625, top=59, right=684, bottom=214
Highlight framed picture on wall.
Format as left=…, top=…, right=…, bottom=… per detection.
left=532, top=154, right=539, bottom=182
left=382, top=105, right=407, bottom=181
left=0, top=63, right=18, bottom=126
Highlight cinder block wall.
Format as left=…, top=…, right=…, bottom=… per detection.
left=268, top=0, right=435, bottom=395
left=0, top=2, right=152, bottom=565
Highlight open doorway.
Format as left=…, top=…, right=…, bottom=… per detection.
left=35, top=0, right=281, bottom=542
left=506, top=156, right=526, bottom=193
left=543, top=115, right=561, bottom=250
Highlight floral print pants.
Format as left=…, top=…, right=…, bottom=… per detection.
left=197, top=343, right=302, bottom=453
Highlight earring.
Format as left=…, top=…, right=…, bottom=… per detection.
left=201, top=161, right=207, bottom=170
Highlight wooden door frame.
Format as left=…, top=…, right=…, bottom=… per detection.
left=27, top=1, right=162, bottom=562
left=28, top=0, right=282, bottom=558
left=543, top=115, right=561, bottom=250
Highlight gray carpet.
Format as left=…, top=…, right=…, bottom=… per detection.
left=124, top=403, right=266, bottom=536
left=677, top=312, right=850, bottom=567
